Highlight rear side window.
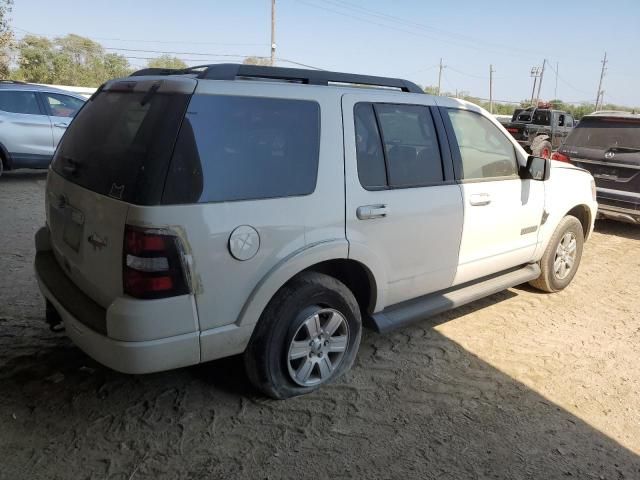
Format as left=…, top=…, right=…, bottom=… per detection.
left=0, top=90, right=41, bottom=115
left=163, top=95, right=320, bottom=204
left=52, top=90, right=191, bottom=205
left=566, top=117, right=640, bottom=149
left=446, top=109, right=517, bottom=180
left=353, top=102, right=444, bottom=190
left=43, top=93, right=84, bottom=118
left=354, top=103, right=386, bottom=189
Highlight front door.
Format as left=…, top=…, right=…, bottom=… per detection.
left=438, top=106, right=545, bottom=286
left=342, top=93, right=464, bottom=308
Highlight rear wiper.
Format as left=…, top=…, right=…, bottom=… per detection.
left=607, top=146, right=640, bottom=153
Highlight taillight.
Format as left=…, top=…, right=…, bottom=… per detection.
left=551, top=152, right=570, bottom=162
left=123, top=225, right=190, bottom=299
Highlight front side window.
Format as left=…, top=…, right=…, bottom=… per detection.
left=44, top=93, right=84, bottom=118
left=446, top=109, right=518, bottom=180
left=353, top=102, right=444, bottom=190
left=163, top=95, right=320, bottom=204
left=0, top=90, right=41, bottom=115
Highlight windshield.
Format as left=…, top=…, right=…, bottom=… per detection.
left=566, top=117, right=640, bottom=149
left=51, top=89, right=191, bottom=205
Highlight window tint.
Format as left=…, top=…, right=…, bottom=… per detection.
left=163, top=95, right=320, bottom=204
left=532, top=110, right=550, bottom=125
left=446, top=109, right=518, bottom=180
left=52, top=90, right=190, bottom=205
left=0, top=90, right=41, bottom=115
left=44, top=93, right=84, bottom=118
left=566, top=117, right=640, bottom=149
left=374, top=104, right=443, bottom=187
left=354, top=103, right=386, bottom=189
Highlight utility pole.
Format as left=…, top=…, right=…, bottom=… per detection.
left=595, top=52, right=607, bottom=111
left=489, top=64, right=494, bottom=114
left=535, top=59, right=546, bottom=105
left=270, top=0, right=276, bottom=66
left=554, top=61, right=559, bottom=99
left=530, top=66, right=541, bottom=106
left=437, top=58, right=445, bottom=95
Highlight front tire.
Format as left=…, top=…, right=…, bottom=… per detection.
left=244, top=271, right=362, bottom=399
left=530, top=215, right=584, bottom=292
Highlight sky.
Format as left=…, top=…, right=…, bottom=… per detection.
left=11, top=0, right=640, bottom=106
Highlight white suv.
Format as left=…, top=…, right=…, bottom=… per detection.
left=34, top=64, right=597, bottom=399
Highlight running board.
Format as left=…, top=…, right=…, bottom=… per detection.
left=371, top=264, right=541, bottom=333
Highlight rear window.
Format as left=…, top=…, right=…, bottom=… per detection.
left=566, top=117, right=640, bottom=149
left=163, top=95, right=320, bottom=204
left=52, top=89, right=191, bottom=205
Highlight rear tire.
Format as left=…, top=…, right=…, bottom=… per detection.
left=531, top=137, right=553, bottom=159
left=244, top=271, right=362, bottom=399
left=529, top=215, right=584, bottom=292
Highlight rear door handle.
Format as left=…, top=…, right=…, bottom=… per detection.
left=357, top=204, right=388, bottom=220
left=469, top=193, right=491, bottom=206
left=54, top=122, right=69, bottom=128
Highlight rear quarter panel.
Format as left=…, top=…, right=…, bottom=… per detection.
left=126, top=81, right=346, bottom=334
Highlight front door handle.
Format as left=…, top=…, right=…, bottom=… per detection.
left=469, top=193, right=491, bottom=206
left=54, top=122, right=69, bottom=128
left=357, top=204, right=388, bottom=220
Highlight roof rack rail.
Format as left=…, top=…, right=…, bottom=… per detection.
left=130, top=63, right=424, bottom=94
left=0, top=79, right=27, bottom=84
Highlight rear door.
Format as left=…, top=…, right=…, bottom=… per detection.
left=0, top=89, right=53, bottom=164
left=439, top=105, right=545, bottom=285
left=47, top=77, right=196, bottom=307
left=561, top=115, right=640, bottom=206
left=39, top=92, right=85, bottom=147
left=342, top=93, right=463, bottom=307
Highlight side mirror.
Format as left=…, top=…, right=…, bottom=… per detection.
left=520, top=155, right=550, bottom=181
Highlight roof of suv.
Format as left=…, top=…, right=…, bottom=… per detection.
left=129, top=63, right=425, bottom=94
left=586, top=110, right=640, bottom=119
left=0, top=81, right=87, bottom=99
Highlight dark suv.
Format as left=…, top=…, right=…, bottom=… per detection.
left=554, top=111, right=640, bottom=224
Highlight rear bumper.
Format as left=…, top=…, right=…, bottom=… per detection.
left=34, top=227, right=201, bottom=374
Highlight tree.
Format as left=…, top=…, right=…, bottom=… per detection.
left=0, top=0, right=13, bottom=77
left=14, top=34, right=131, bottom=86
left=147, top=54, right=187, bottom=70
left=243, top=56, right=271, bottom=66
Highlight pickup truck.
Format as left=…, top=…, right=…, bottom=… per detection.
left=504, top=107, right=575, bottom=158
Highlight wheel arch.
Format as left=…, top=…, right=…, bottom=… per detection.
left=0, top=141, right=12, bottom=170
left=236, top=240, right=384, bottom=328
left=565, top=204, right=592, bottom=240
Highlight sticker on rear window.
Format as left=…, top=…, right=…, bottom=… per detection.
left=109, top=183, right=124, bottom=199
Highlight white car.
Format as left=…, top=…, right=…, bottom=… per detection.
left=34, top=64, right=597, bottom=399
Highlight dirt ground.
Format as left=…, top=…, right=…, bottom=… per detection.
left=1, top=170, right=639, bottom=480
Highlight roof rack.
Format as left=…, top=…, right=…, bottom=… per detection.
left=0, top=79, right=27, bottom=85
left=130, top=63, right=424, bottom=94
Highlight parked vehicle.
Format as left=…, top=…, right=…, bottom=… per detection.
left=34, top=64, right=597, bottom=399
left=0, top=81, right=85, bottom=177
left=553, top=111, right=640, bottom=223
left=504, top=106, right=575, bottom=158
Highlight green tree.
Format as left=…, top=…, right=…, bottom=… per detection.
left=14, top=34, right=130, bottom=86
left=243, top=56, right=271, bottom=66
left=147, top=54, right=187, bottom=70
left=0, top=0, right=13, bottom=77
